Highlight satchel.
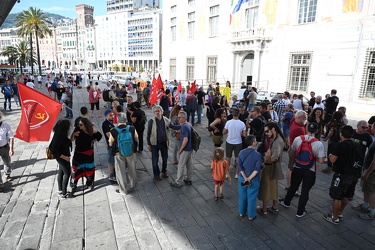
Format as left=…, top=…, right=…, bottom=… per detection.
left=46, top=147, right=55, bottom=159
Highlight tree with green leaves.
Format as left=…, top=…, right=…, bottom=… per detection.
left=1, top=41, right=35, bottom=75
left=15, top=7, right=52, bottom=76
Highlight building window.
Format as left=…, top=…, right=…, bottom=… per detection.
left=186, top=57, right=195, bottom=81
left=171, top=17, right=176, bottom=41
left=209, top=5, right=219, bottom=37
left=188, top=0, right=195, bottom=7
left=298, top=0, right=317, bottom=24
left=171, top=5, right=177, bottom=13
left=188, top=12, right=195, bottom=39
left=288, top=53, right=312, bottom=92
left=246, top=1, right=259, bottom=29
left=170, top=58, right=176, bottom=80
left=360, top=49, right=375, bottom=98
left=207, top=57, right=217, bottom=82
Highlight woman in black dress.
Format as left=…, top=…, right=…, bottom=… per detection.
left=70, top=118, right=102, bottom=193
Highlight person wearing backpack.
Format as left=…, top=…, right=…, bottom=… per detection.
left=109, top=112, right=138, bottom=195
left=131, top=102, right=145, bottom=153
left=278, top=123, right=324, bottom=218
left=170, top=111, right=193, bottom=188
left=324, top=125, right=362, bottom=225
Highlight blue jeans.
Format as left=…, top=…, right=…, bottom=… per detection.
left=238, top=175, right=260, bottom=219
left=187, top=110, right=196, bottom=125
left=65, top=101, right=73, bottom=118
left=4, top=95, right=11, bottom=110
left=197, top=104, right=203, bottom=124
left=151, top=142, right=168, bottom=177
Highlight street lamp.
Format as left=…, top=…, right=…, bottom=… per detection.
left=80, top=14, right=95, bottom=87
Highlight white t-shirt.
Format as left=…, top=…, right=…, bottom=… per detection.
left=224, top=119, right=246, bottom=144
left=37, top=75, right=42, bottom=82
left=313, top=103, right=325, bottom=110
left=292, top=135, right=325, bottom=171
left=293, top=99, right=303, bottom=110
left=26, top=82, right=35, bottom=88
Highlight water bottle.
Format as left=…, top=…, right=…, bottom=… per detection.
left=334, top=176, right=340, bottom=187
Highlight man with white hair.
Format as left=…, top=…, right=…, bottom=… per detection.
left=0, top=111, right=14, bottom=192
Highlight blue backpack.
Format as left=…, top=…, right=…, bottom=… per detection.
left=294, top=136, right=318, bottom=170
left=116, top=126, right=133, bottom=157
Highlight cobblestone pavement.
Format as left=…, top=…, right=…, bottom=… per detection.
left=0, top=80, right=374, bottom=250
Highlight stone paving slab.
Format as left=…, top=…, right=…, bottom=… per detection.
left=0, top=79, right=375, bottom=249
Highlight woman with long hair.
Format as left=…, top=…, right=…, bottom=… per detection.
left=210, top=108, right=227, bottom=151
left=220, top=95, right=230, bottom=113
left=206, top=96, right=221, bottom=133
left=170, top=105, right=182, bottom=164
left=49, top=119, right=72, bottom=199
left=257, top=122, right=287, bottom=216
left=70, top=118, right=102, bottom=194
left=307, top=108, right=324, bottom=139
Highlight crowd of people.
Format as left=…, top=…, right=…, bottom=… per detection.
left=1, top=74, right=375, bottom=226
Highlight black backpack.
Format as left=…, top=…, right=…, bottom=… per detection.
left=139, top=109, right=147, bottom=126
left=251, top=116, right=266, bottom=142
left=160, top=96, right=169, bottom=111
left=102, top=90, right=110, bottom=102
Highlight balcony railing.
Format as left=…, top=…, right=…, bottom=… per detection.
left=231, top=27, right=272, bottom=41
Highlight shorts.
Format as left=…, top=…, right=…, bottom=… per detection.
left=225, top=142, right=242, bottom=158
left=363, top=171, right=375, bottom=194
left=107, top=148, right=114, bottom=164
left=329, top=173, right=358, bottom=200
left=214, top=180, right=224, bottom=185
left=91, top=102, right=100, bottom=111
left=212, top=135, right=223, bottom=147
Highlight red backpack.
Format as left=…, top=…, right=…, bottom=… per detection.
left=294, top=136, right=318, bottom=171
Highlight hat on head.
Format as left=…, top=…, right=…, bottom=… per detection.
left=104, top=109, right=113, bottom=117
left=308, top=122, right=318, bottom=133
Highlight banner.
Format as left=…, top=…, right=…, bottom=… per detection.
left=187, top=80, right=196, bottom=101
left=15, top=83, right=62, bottom=142
left=174, top=81, right=182, bottom=102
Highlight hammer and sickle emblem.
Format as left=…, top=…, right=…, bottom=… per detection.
left=35, top=113, right=45, bottom=120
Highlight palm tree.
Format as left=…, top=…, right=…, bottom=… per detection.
left=1, top=41, right=35, bottom=75
left=15, top=7, right=52, bottom=76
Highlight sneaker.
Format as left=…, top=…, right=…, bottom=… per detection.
left=109, top=174, right=117, bottom=182
left=322, top=167, right=332, bottom=173
left=183, top=179, right=192, bottom=185
left=296, top=211, right=307, bottom=218
left=324, top=214, right=339, bottom=225
left=358, top=212, right=375, bottom=220
left=328, top=210, right=343, bottom=219
left=162, top=172, right=169, bottom=178
left=170, top=181, right=182, bottom=188
left=235, top=174, right=238, bottom=179
left=278, top=198, right=291, bottom=208
left=352, top=204, right=370, bottom=213
left=5, top=174, right=11, bottom=181
left=59, top=193, right=70, bottom=200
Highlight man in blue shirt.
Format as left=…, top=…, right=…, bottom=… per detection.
left=1, top=81, right=14, bottom=111
left=171, top=111, right=193, bottom=187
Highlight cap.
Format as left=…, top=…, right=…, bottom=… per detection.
left=104, top=109, right=113, bottom=117
left=307, top=122, right=318, bottom=133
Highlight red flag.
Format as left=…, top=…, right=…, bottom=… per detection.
left=187, top=80, right=196, bottom=101
left=149, top=76, right=164, bottom=105
left=156, top=74, right=164, bottom=99
left=15, top=84, right=62, bottom=142
left=174, top=81, right=182, bottom=102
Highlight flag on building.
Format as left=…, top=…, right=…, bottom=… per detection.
left=149, top=75, right=164, bottom=105
left=230, top=0, right=249, bottom=28
left=15, top=83, right=62, bottom=142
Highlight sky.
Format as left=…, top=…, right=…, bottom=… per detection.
left=10, top=0, right=107, bottom=19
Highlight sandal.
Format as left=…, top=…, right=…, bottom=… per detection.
left=219, top=194, right=224, bottom=200
left=256, top=207, right=267, bottom=216
left=268, top=207, right=279, bottom=215
left=214, top=197, right=218, bottom=201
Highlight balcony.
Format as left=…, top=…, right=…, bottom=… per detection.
left=229, top=27, right=273, bottom=52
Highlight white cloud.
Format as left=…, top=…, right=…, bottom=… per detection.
left=42, top=6, right=72, bottom=12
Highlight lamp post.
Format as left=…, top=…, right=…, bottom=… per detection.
left=80, top=14, right=95, bottom=87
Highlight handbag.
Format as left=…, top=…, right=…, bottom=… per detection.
left=46, top=147, right=55, bottom=159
